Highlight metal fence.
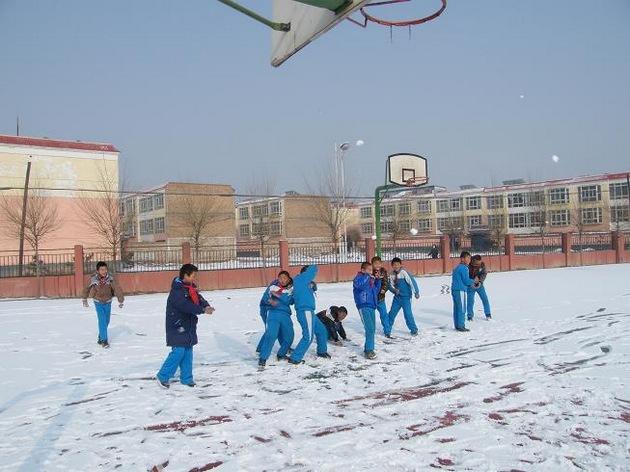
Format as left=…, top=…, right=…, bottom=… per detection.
left=451, top=236, right=504, bottom=257
left=382, top=238, right=442, bottom=261
left=514, top=234, right=563, bottom=255
left=0, top=251, right=75, bottom=278
left=571, top=233, right=613, bottom=252
left=83, top=246, right=183, bottom=273
left=193, top=244, right=279, bottom=269
left=289, top=242, right=365, bottom=266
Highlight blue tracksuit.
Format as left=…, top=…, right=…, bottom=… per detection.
left=451, top=263, right=475, bottom=329
left=94, top=301, right=112, bottom=343
left=467, top=263, right=491, bottom=319
left=290, top=266, right=327, bottom=362
left=157, top=278, right=209, bottom=385
left=259, top=285, right=295, bottom=362
left=353, top=272, right=381, bottom=353
left=256, top=279, right=289, bottom=353
left=388, top=268, right=420, bottom=334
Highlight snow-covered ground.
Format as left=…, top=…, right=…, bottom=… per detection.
left=1, top=264, right=629, bottom=471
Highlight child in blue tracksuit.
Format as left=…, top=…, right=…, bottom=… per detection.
left=258, top=276, right=295, bottom=367
left=256, top=271, right=293, bottom=353
left=451, top=251, right=477, bottom=332
left=289, top=265, right=329, bottom=364
left=467, top=255, right=492, bottom=321
left=371, top=256, right=392, bottom=337
left=388, top=257, right=420, bottom=336
left=353, top=261, right=381, bottom=359
left=156, top=264, right=215, bottom=389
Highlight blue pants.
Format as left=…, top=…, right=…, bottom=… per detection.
left=157, top=346, right=194, bottom=385
left=259, top=311, right=295, bottom=362
left=467, top=285, right=491, bottom=319
left=388, top=297, right=418, bottom=334
left=290, top=309, right=328, bottom=362
left=256, top=306, right=289, bottom=352
left=452, top=290, right=467, bottom=329
left=359, top=307, right=376, bottom=353
left=376, top=300, right=392, bottom=336
left=94, top=301, right=111, bottom=342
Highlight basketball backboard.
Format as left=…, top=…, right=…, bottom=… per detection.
left=387, top=153, right=428, bottom=186
left=271, top=0, right=371, bottom=67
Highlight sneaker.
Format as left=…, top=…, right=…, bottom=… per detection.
left=365, top=351, right=376, bottom=360
left=97, top=339, right=104, bottom=345
left=101, top=341, right=110, bottom=348
left=258, top=360, right=266, bottom=368
left=486, top=314, right=492, bottom=320
left=277, top=354, right=289, bottom=362
left=184, top=382, right=196, bottom=387
left=385, top=333, right=393, bottom=339
left=288, top=359, right=305, bottom=365
left=456, top=327, right=470, bottom=332
left=467, top=317, right=474, bottom=322
left=317, top=352, right=332, bottom=359
left=410, top=331, right=419, bottom=337
left=156, top=377, right=170, bottom=389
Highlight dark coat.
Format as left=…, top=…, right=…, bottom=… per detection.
left=373, top=267, right=390, bottom=302
left=165, top=278, right=209, bottom=347
left=469, top=262, right=488, bottom=285
left=316, top=306, right=347, bottom=342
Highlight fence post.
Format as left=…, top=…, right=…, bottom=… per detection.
left=505, top=234, right=515, bottom=271
left=612, top=231, right=624, bottom=263
left=182, top=242, right=191, bottom=265
left=365, top=238, right=375, bottom=262
left=561, top=232, right=572, bottom=267
left=279, top=239, right=289, bottom=270
left=440, top=234, right=450, bottom=274
left=74, top=245, right=84, bottom=297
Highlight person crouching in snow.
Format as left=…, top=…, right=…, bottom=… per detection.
left=258, top=275, right=295, bottom=368
left=82, top=261, right=124, bottom=348
left=316, top=306, right=349, bottom=346
left=467, top=254, right=492, bottom=321
left=353, top=261, right=381, bottom=359
left=256, top=271, right=293, bottom=354
left=156, top=264, right=215, bottom=389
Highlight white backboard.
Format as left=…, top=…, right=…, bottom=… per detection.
left=271, top=0, right=370, bottom=67
left=387, top=153, right=428, bottom=186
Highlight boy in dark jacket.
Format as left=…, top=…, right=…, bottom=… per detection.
left=156, top=264, right=214, bottom=388
left=82, top=261, right=125, bottom=348
left=371, top=256, right=392, bottom=337
left=467, top=255, right=492, bottom=320
left=353, top=262, right=381, bottom=359
left=316, top=306, right=349, bottom=345
left=451, top=252, right=477, bottom=332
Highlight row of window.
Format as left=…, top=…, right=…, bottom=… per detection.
left=138, top=194, right=165, bottom=214
left=239, top=221, right=283, bottom=237
left=238, top=201, right=282, bottom=219
left=139, top=217, right=165, bottom=235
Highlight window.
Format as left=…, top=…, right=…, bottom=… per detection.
left=361, top=223, right=373, bottom=234
left=154, top=193, right=164, bottom=210
left=466, top=196, right=481, bottom=210
left=418, top=200, right=431, bottom=213
left=549, top=209, right=569, bottom=227
left=579, top=185, right=601, bottom=202
left=270, top=201, right=282, bottom=216
left=487, top=195, right=504, bottom=210
left=611, top=205, right=629, bottom=223
left=508, top=193, right=527, bottom=208
left=252, top=222, right=269, bottom=235
left=548, top=188, right=569, bottom=205
left=122, top=221, right=136, bottom=237
left=360, top=207, right=373, bottom=219
left=270, top=221, right=282, bottom=236
left=154, top=217, right=165, bottom=233
left=398, top=203, right=411, bottom=216
left=398, top=220, right=412, bottom=232
left=450, top=198, right=462, bottom=211
left=529, top=211, right=545, bottom=227
left=252, top=204, right=269, bottom=217
left=610, top=182, right=629, bottom=200
left=437, top=200, right=449, bottom=213
left=488, top=214, right=505, bottom=228
left=437, top=217, right=463, bottom=232
left=508, top=213, right=528, bottom=228
left=239, top=224, right=250, bottom=237
left=467, top=215, right=482, bottom=229
left=417, top=219, right=432, bottom=232
left=238, top=207, right=249, bottom=219
left=380, top=221, right=394, bottom=233
left=529, top=191, right=545, bottom=207
left=381, top=205, right=394, bottom=217
left=139, top=219, right=154, bottom=235
left=125, top=198, right=135, bottom=216
left=139, top=196, right=154, bottom=213
left=580, top=207, right=603, bottom=225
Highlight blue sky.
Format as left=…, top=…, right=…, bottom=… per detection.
left=0, top=0, right=629, bottom=195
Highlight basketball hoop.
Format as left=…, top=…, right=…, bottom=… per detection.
left=405, top=176, right=428, bottom=187
left=347, top=0, right=447, bottom=28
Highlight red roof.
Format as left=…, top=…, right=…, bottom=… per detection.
left=0, top=134, right=119, bottom=153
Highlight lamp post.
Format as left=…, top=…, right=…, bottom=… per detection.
left=334, top=140, right=363, bottom=255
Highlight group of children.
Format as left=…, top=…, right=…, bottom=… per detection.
left=81, top=253, right=492, bottom=387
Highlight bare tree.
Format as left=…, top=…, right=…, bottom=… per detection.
left=1, top=188, right=62, bottom=294
left=570, top=190, right=587, bottom=266
left=528, top=189, right=550, bottom=267
left=173, top=194, right=222, bottom=259
left=245, top=175, right=278, bottom=267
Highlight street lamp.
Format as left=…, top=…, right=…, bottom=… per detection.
left=334, top=140, right=364, bottom=252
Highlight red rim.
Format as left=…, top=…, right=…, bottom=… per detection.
left=360, top=0, right=447, bottom=27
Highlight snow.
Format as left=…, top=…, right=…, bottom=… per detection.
left=1, top=264, right=629, bottom=471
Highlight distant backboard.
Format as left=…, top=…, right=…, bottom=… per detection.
left=271, top=0, right=371, bottom=67
left=387, top=153, right=428, bottom=186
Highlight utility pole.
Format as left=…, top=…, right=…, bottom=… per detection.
left=18, top=160, right=32, bottom=276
